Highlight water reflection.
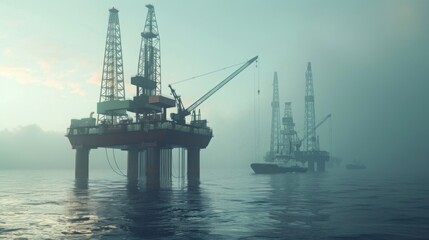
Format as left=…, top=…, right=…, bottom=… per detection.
left=65, top=179, right=211, bottom=239
left=62, top=179, right=99, bottom=237
left=250, top=173, right=332, bottom=239
left=124, top=185, right=211, bottom=238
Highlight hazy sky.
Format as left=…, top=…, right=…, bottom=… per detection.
left=1, top=1, right=428, bottom=171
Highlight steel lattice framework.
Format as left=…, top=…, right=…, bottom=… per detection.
left=98, top=8, right=125, bottom=124
left=280, top=102, right=299, bottom=157
left=304, top=62, right=317, bottom=151
left=137, top=4, right=161, bottom=96
left=269, top=72, right=281, bottom=160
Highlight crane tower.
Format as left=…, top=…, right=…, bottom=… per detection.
left=304, top=62, right=317, bottom=151
left=97, top=8, right=126, bottom=124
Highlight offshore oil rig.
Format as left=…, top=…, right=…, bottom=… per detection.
left=66, top=5, right=257, bottom=187
left=261, top=64, right=331, bottom=172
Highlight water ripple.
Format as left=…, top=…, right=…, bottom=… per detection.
left=0, top=169, right=428, bottom=239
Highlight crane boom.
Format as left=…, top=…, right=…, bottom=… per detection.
left=300, top=113, right=331, bottom=143
left=169, top=56, right=258, bottom=124
left=315, top=113, right=331, bottom=130
left=168, top=84, right=185, bottom=112
left=186, top=56, right=258, bottom=113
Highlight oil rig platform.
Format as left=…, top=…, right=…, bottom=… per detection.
left=297, top=62, right=330, bottom=171
left=263, top=63, right=331, bottom=172
left=66, top=5, right=257, bottom=188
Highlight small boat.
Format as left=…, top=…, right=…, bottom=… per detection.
left=346, top=160, right=366, bottom=170
left=251, top=163, right=307, bottom=174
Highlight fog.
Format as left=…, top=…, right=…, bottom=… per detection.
left=1, top=1, right=429, bottom=174
left=0, top=125, right=127, bottom=170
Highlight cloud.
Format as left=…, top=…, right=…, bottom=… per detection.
left=86, top=71, right=101, bottom=85
left=0, top=65, right=66, bottom=91
left=0, top=48, right=95, bottom=96
left=0, top=26, right=99, bottom=97
left=42, top=79, right=64, bottom=90
left=38, top=59, right=52, bottom=72
left=0, top=65, right=39, bottom=84
left=87, top=71, right=135, bottom=98
left=67, top=82, right=85, bottom=96
left=3, top=48, right=13, bottom=57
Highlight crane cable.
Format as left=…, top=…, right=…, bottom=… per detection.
left=254, top=59, right=260, bottom=161
left=112, top=149, right=126, bottom=176
left=171, top=148, right=186, bottom=179
left=170, top=60, right=247, bottom=86
left=330, top=115, right=333, bottom=157
left=105, top=148, right=126, bottom=177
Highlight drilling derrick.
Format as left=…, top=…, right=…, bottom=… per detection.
left=137, top=4, right=160, bottom=95
left=304, top=62, right=317, bottom=151
left=296, top=62, right=329, bottom=172
left=279, top=102, right=299, bottom=160
left=265, top=72, right=281, bottom=162
left=97, top=8, right=126, bottom=124
left=131, top=4, right=165, bottom=120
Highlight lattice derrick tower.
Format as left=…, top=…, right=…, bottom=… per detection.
left=269, top=72, right=281, bottom=158
left=137, top=4, right=161, bottom=97
left=281, top=102, right=298, bottom=156
left=304, top=62, right=317, bottom=151
left=98, top=7, right=126, bottom=124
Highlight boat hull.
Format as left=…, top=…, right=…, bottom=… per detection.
left=251, top=163, right=307, bottom=174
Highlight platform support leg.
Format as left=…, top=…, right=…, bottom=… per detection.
left=187, top=147, right=200, bottom=186
left=308, top=159, right=315, bottom=172
left=127, top=149, right=139, bottom=181
left=146, top=147, right=160, bottom=189
left=317, top=159, right=326, bottom=172
left=75, top=147, right=90, bottom=179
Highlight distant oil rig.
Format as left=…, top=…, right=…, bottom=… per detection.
left=259, top=64, right=331, bottom=173
left=66, top=5, right=257, bottom=188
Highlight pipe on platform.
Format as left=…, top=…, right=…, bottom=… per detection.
left=160, top=149, right=172, bottom=187
left=127, top=149, right=139, bottom=181
left=187, top=147, right=200, bottom=186
left=75, top=147, right=90, bottom=179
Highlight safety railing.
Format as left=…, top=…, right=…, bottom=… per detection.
left=66, top=121, right=212, bottom=137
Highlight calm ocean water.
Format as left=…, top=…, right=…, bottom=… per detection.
left=0, top=167, right=428, bottom=239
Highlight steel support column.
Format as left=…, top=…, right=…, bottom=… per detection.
left=317, top=159, right=326, bottom=172
left=127, top=149, right=139, bottom=181
left=75, top=147, right=90, bottom=179
left=187, top=147, right=200, bottom=186
left=146, top=147, right=160, bottom=188
left=307, top=159, right=315, bottom=172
